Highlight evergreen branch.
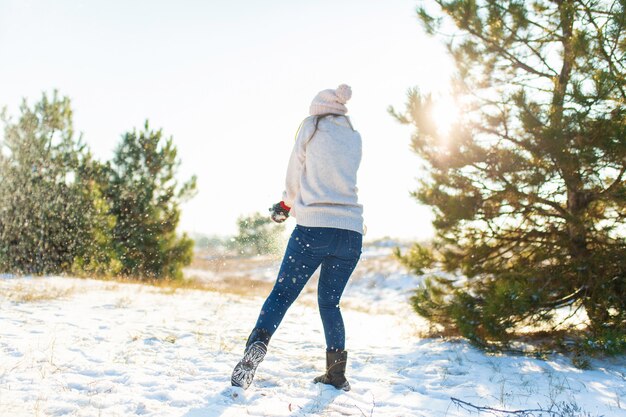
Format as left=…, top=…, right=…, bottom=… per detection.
left=475, top=126, right=541, bottom=157
left=495, top=230, right=569, bottom=246
left=550, top=302, right=585, bottom=332
left=500, top=175, right=574, bottom=222
left=605, top=1, right=625, bottom=71
left=600, top=166, right=626, bottom=197
left=460, top=237, right=520, bottom=265
left=576, top=7, right=619, bottom=17
left=493, top=12, right=560, bottom=77
left=544, top=287, right=585, bottom=309
left=579, top=0, right=626, bottom=100
left=467, top=161, right=572, bottom=221
left=491, top=1, right=562, bottom=41
left=519, top=40, right=560, bottom=76
left=462, top=26, right=557, bottom=79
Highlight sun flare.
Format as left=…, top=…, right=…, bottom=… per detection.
left=430, top=95, right=460, bottom=138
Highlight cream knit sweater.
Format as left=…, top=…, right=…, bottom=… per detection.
left=282, top=115, right=364, bottom=234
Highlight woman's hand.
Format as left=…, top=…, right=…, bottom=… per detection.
left=269, top=201, right=290, bottom=223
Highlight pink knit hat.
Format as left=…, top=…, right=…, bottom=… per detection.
left=309, top=84, right=352, bottom=116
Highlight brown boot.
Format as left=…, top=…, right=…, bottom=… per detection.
left=313, top=350, right=351, bottom=391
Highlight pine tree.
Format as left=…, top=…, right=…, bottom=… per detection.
left=105, top=121, right=196, bottom=280
left=232, top=212, right=286, bottom=256
left=71, top=156, right=122, bottom=276
left=393, top=1, right=626, bottom=345
left=0, top=92, right=119, bottom=275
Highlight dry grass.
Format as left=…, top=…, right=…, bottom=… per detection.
left=77, top=272, right=214, bottom=293
left=60, top=255, right=279, bottom=298
left=189, top=252, right=282, bottom=275
left=184, top=252, right=283, bottom=297
left=0, top=249, right=400, bottom=305
left=2, top=283, right=75, bottom=303
left=63, top=251, right=284, bottom=297
left=183, top=250, right=404, bottom=300
left=195, top=277, right=275, bottom=297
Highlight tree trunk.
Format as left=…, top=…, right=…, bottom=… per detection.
left=567, top=188, right=609, bottom=329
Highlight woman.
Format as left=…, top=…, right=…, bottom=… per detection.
left=231, top=84, right=363, bottom=392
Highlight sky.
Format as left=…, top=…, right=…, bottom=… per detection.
left=0, top=0, right=456, bottom=241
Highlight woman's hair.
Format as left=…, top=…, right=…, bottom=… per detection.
left=294, top=113, right=355, bottom=142
left=309, top=113, right=354, bottom=140
left=313, top=113, right=354, bottom=131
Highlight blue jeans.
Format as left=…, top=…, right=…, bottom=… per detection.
left=254, top=225, right=362, bottom=351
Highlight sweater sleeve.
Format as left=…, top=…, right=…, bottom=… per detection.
left=282, top=118, right=313, bottom=210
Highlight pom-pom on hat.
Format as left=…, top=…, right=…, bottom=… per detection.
left=309, top=84, right=352, bottom=116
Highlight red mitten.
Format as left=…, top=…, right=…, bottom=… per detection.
left=269, top=201, right=290, bottom=223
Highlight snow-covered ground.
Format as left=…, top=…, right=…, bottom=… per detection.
left=1, top=248, right=625, bottom=417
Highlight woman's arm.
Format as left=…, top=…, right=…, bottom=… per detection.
left=281, top=118, right=313, bottom=210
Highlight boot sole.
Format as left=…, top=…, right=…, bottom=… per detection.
left=231, top=342, right=267, bottom=390
left=314, top=376, right=351, bottom=391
